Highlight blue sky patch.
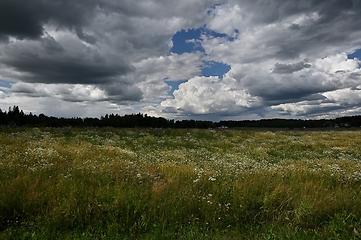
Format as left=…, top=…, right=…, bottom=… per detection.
left=0, top=80, right=12, bottom=95
left=164, top=79, right=188, bottom=96
left=0, top=79, right=13, bottom=88
left=165, top=79, right=188, bottom=90
left=348, top=49, right=361, bottom=60
left=170, top=28, right=204, bottom=54
left=170, top=26, right=234, bottom=55
left=202, top=61, right=230, bottom=78
left=170, top=27, right=232, bottom=80
left=348, top=48, right=361, bottom=67
left=167, top=27, right=233, bottom=95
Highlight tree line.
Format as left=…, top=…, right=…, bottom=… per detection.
left=1, top=105, right=361, bottom=129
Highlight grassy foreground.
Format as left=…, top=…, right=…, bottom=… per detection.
left=1, top=127, right=361, bottom=239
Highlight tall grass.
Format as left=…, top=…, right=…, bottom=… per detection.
left=1, top=127, right=361, bottom=239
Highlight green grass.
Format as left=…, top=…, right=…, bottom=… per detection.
left=1, top=127, right=361, bottom=239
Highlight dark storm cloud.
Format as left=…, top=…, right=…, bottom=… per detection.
left=291, top=102, right=351, bottom=117
left=75, top=27, right=97, bottom=45
left=272, top=61, right=311, bottom=74
left=41, top=35, right=65, bottom=54
left=162, top=106, right=178, bottom=113
left=11, top=82, right=39, bottom=94
left=0, top=0, right=136, bottom=100
left=241, top=0, right=360, bottom=24
left=0, top=0, right=44, bottom=40
left=0, top=0, right=99, bottom=40
left=2, top=53, right=131, bottom=85
left=102, top=80, right=143, bottom=102
left=293, top=0, right=361, bottom=55
left=236, top=0, right=361, bottom=59
left=254, top=85, right=328, bottom=102
left=245, top=72, right=337, bottom=102
left=350, top=72, right=361, bottom=80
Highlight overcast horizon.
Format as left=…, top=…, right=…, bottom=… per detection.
left=1, top=0, right=361, bottom=121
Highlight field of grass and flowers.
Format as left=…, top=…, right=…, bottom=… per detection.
left=1, top=127, right=361, bottom=239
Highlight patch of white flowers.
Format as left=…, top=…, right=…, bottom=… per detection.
left=2, top=128, right=361, bottom=184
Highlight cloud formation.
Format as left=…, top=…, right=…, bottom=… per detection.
left=0, top=0, right=361, bottom=120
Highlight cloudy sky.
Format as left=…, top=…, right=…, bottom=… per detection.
left=1, top=0, right=361, bottom=121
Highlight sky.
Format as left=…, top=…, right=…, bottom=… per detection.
left=1, top=0, right=361, bottom=121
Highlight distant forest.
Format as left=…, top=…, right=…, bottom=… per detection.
left=1, top=105, right=361, bottom=129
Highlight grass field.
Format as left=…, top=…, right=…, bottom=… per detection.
left=1, top=127, right=361, bottom=239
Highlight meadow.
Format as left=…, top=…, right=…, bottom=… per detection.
left=1, top=127, right=361, bottom=239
